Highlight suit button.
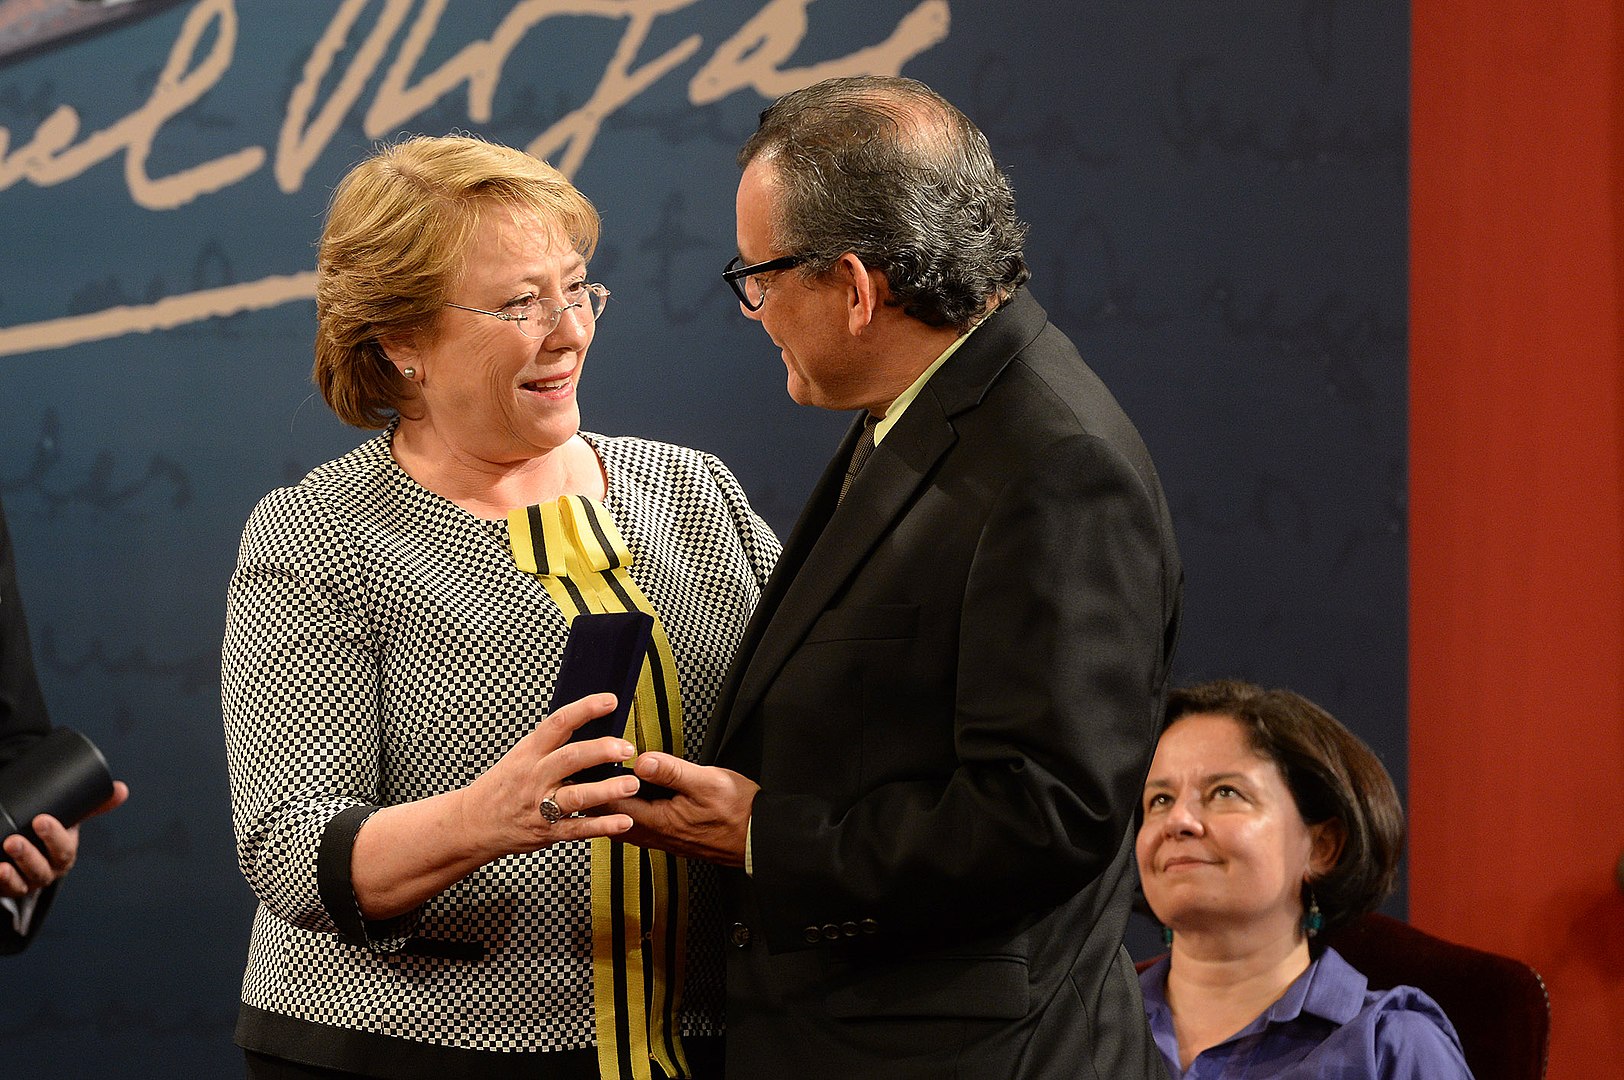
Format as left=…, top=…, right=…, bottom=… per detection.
left=729, top=923, right=751, bottom=948
left=841, top=921, right=860, bottom=938
left=821, top=923, right=842, bottom=941
left=803, top=926, right=822, bottom=944
left=860, top=918, right=880, bottom=935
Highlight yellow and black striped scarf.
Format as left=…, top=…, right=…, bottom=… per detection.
left=510, top=494, right=690, bottom=1080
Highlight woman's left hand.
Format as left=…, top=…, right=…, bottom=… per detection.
left=451, top=692, right=644, bottom=861
left=349, top=693, right=644, bottom=920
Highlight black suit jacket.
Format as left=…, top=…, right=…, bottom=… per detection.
left=702, top=292, right=1182, bottom=1078
left=0, top=496, right=56, bottom=954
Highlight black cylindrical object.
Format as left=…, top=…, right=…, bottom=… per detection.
left=0, top=728, right=114, bottom=854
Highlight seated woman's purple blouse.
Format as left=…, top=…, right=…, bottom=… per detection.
left=1138, top=947, right=1475, bottom=1080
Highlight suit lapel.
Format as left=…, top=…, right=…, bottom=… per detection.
left=706, top=291, right=1051, bottom=764
left=701, top=417, right=857, bottom=762
left=710, top=400, right=956, bottom=762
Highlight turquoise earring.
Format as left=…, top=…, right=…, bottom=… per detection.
left=1303, top=885, right=1324, bottom=938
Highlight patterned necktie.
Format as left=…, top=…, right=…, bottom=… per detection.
left=838, top=414, right=879, bottom=504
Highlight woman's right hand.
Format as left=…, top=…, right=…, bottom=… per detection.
left=454, top=692, right=642, bottom=859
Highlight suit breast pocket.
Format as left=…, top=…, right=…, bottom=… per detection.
left=766, top=605, right=925, bottom=796
left=802, top=603, right=919, bottom=644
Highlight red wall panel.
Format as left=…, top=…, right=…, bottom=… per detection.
left=1411, top=2, right=1624, bottom=1076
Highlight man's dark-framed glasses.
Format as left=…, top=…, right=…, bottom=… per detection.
left=723, top=254, right=805, bottom=311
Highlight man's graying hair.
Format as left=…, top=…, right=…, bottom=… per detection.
left=739, top=76, right=1030, bottom=333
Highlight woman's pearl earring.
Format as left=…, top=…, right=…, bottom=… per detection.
left=403, top=367, right=416, bottom=379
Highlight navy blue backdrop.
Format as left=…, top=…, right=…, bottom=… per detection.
left=0, top=2, right=1405, bottom=1074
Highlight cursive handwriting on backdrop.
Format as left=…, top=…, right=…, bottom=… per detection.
left=0, top=0, right=950, bottom=358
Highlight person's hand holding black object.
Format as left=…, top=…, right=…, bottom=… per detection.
left=348, top=693, right=643, bottom=921
left=611, top=753, right=757, bottom=869
left=0, top=781, right=129, bottom=899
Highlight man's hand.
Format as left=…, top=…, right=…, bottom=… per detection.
left=0, top=780, right=129, bottom=899
left=613, top=754, right=757, bottom=868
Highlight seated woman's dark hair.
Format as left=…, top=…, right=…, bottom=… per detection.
left=1164, top=680, right=1406, bottom=938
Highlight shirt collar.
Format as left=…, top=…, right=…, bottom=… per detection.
left=1139, top=947, right=1369, bottom=1048
left=872, top=320, right=983, bottom=446
left=1279, top=946, right=1368, bottom=1026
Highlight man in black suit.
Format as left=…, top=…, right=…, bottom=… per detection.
left=0, top=497, right=127, bottom=953
left=621, top=76, right=1181, bottom=1078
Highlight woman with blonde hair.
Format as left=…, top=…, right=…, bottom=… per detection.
left=223, top=135, right=778, bottom=1079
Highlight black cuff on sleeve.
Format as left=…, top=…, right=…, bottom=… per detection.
left=316, top=804, right=416, bottom=951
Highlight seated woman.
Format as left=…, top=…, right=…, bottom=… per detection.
left=1136, top=679, right=1474, bottom=1079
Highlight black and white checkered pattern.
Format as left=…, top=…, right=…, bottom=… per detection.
left=222, top=428, right=779, bottom=1056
